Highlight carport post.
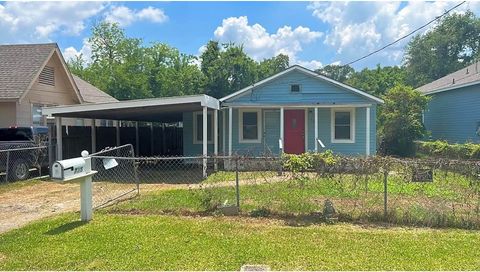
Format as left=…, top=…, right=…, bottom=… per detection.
left=214, top=109, right=218, bottom=171
left=314, top=108, right=318, bottom=152
left=149, top=123, right=154, bottom=156
left=55, top=117, right=62, bottom=160
left=116, top=121, right=121, bottom=146
left=135, top=121, right=139, bottom=156
left=228, top=107, right=232, bottom=157
left=202, top=106, right=208, bottom=178
left=91, top=119, right=96, bottom=153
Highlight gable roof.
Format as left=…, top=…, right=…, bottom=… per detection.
left=418, top=61, right=480, bottom=95
left=72, top=75, right=118, bottom=103
left=0, top=43, right=58, bottom=100
left=220, top=65, right=384, bottom=104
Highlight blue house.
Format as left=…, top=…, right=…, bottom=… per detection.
left=419, top=61, right=480, bottom=143
left=183, top=65, right=383, bottom=157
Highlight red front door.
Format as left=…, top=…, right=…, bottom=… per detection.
left=284, top=110, right=305, bottom=154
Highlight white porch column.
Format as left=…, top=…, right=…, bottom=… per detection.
left=228, top=107, right=232, bottom=156
left=91, top=119, right=96, bottom=153
left=366, top=107, right=371, bottom=156
left=280, top=107, right=284, bottom=152
left=214, top=109, right=218, bottom=171
left=116, top=121, right=121, bottom=146
left=135, top=122, right=140, bottom=156
left=314, top=108, right=318, bottom=152
left=222, top=110, right=226, bottom=155
left=202, top=106, right=208, bottom=178
left=55, top=117, right=62, bottom=160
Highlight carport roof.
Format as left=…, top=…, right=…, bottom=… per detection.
left=42, top=94, right=220, bottom=123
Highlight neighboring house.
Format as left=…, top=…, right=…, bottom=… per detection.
left=418, top=61, right=480, bottom=143
left=0, top=43, right=116, bottom=128
left=184, top=65, right=384, bottom=156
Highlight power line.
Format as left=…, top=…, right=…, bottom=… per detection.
left=344, top=1, right=466, bottom=66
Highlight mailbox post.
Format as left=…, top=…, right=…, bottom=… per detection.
left=52, top=150, right=97, bottom=222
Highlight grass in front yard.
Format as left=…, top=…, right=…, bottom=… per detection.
left=112, top=171, right=480, bottom=229
left=0, top=179, right=41, bottom=194
left=0, top=212, right=479, bottom=270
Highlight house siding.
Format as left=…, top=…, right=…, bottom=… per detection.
left=226, top=70, right=373, bottom=105
left=0, top=102, right=16, bottom=127
left=424, top=84, right=480, bottom=143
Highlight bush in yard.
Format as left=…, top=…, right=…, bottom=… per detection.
left=379, top=85, right=429, bottom=157
left=417, top=140, right=480, bottom=159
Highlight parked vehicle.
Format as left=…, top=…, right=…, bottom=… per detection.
left=0, top=126, right=49, bottom=181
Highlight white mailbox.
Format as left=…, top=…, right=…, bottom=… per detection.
left=51, top=151, right=97, bottom=222
left=52, top=157, right=87, bottom=181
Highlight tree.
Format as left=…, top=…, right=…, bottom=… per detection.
left=379, top=85, right=429, bottom=157
left=404, top=11, right=480, bottom=87
left=315, top=64, right=354, bottom=82
left=346, top=65, right=407, bottom=97
left=257, top=54, right=289, bottom=79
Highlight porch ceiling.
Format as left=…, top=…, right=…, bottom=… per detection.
left=42, top=94, right=219, bottom=123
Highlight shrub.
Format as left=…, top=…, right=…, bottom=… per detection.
left=417, top=140, right=480, bottom=159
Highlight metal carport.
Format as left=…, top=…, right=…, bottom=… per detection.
left=42, top=94, right=220, bottom=177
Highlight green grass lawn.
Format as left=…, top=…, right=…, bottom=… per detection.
left=0, top=212, right=479, bottom=270
left=111, top=171, right=480, bottom=229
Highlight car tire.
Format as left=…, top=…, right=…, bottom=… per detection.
left=9, top=159, right=30, bottom=181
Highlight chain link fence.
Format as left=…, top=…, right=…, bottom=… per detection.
left=90, top=144, right=139, bottom=208
left=0, top=145, right=48, bottom=183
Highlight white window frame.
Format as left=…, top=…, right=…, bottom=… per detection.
left=239, top=108, right=262, bottom=144
left=193, top=111, right=213, bottom=144
left=331, top=108, right=355, bottom=144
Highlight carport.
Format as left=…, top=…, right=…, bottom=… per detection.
left=42, top=94, right=220, bottom=178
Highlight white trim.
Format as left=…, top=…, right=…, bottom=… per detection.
left=193, top=111, right=213, bottom=144
left=238, top=108, right=262, bottom=144
left=214, top=109, right=218, bottom=156
left=314, top=107, right=318, bottom=152
left=331, top=108, right=356, bottom=144
left=219, top=65, right=384, bottom=104
left=304, top=109, right=308, bottom=152
left=366, top=107, right=371, bottom=156
left=224, top=103, right=372, bottom=109
left=421, top=80, right=480, bottom=96
left=42, top=94, right=219, bottom=116
left=222, top=109, right=226, bottom=155
left=228, top=108, right=232, bottom=156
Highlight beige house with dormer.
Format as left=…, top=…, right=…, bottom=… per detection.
left=0, top=43, right=117, bottom=127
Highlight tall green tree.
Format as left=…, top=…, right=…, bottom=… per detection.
left=315, top=64, right=354, bottom=82
left=379, top=85, right=429, bottom=157
left=346, top=65, right=407, bottom=97
left=257, top=54, right=289, bottom=79
left=404, top=11, right=480, bottom=87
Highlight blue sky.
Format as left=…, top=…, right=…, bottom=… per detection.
left=1, top=1, right=479, bottom=70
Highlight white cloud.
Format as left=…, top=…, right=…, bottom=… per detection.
left=105, top=6, right=168, bottom=27
left=309, top=1, right=480, bottom=67
left=0, top=1, right=106, bottom=43
left=63, top=39, right=92, bottom=64
left=212, top=16, right=323, bottom=67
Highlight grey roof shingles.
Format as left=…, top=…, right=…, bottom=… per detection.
left=0, top=43, right=117, bottom=103
left=0, top=43, right=57, bottom=99
left=418, top=61, right=480, bottom=94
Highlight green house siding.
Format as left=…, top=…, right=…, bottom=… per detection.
left=424, top=84, right=480, bottom=143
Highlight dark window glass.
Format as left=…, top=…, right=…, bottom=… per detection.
left=334, top=111, right=351, bottom=140
left=196, top=114, right=212, bottom=142
left=291, top=84, right=300, bottom=92
left=243, top=112, right=258, bottom=140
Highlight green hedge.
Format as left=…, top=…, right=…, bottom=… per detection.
left=416, top=140, right=480, bottom=159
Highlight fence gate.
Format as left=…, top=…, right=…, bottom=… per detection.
left=90, top=144, right=139, bottom=208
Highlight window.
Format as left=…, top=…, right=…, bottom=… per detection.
left=193, top=112, right=213, bottom=144
left=38, top=66, right=55, bottom=86
left=32, top=104, right=44, bottom=126
left=290, top=84, right=300, bottom=92
left=239, top=109, right=262, bottom=143
left=331, top=108, right=355, bottom=143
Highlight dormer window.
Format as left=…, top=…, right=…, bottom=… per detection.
left=290, top=84, right=300, bottom=92
left=39, top=66, right=55, bottom=86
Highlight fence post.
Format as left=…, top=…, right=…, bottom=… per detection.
left=5, top=150, right=10, bottom=183
left=235, top=157, right=240, bottom=209
left=383, top=170, right=388, bottom=219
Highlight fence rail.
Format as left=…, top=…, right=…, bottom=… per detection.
left=0, top=145, right=48, bottom=182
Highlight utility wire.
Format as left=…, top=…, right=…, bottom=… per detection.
left=344, top=1, right=466, bottom=66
